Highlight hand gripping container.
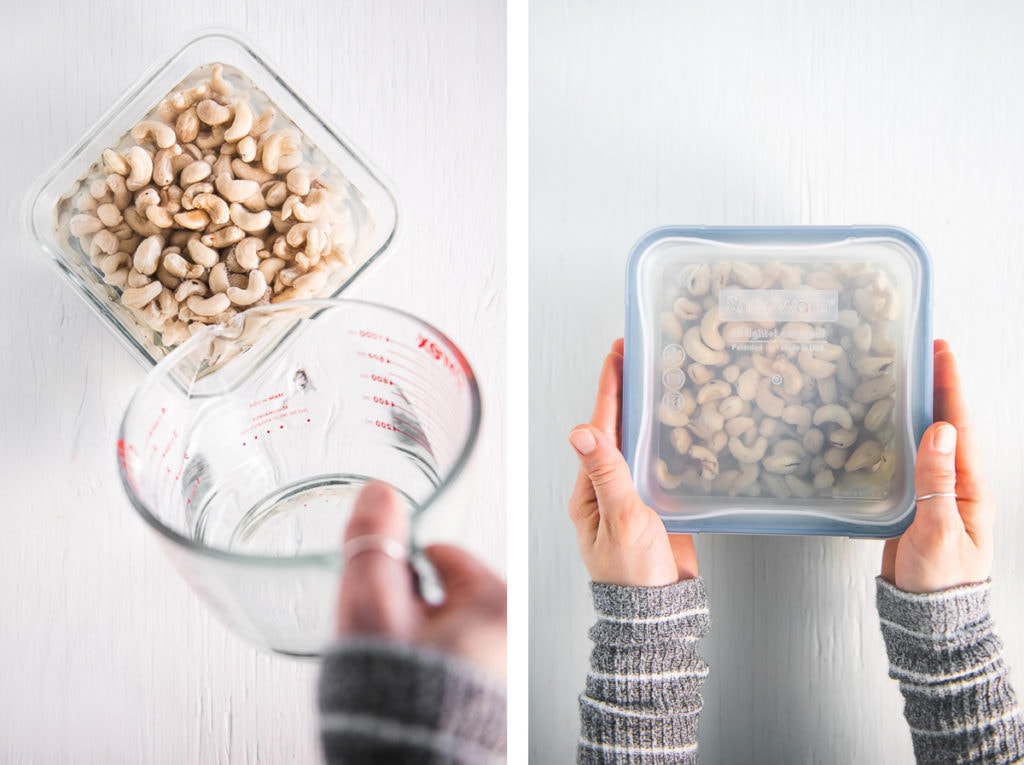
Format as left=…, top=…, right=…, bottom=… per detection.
left=624, top=226, right=933, bottom=537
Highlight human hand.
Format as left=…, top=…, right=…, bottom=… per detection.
left=335, top=483, right=506, bottom=679
left=881, top=340, right=994, bottom=593
left=568, top=338, right=698, bottom=587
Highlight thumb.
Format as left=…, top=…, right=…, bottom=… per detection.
left=912, top=422, right=963, bottom=535
left=568, top=425, right=639, bottom=521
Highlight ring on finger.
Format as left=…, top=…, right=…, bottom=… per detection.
left=342, top=534, right=408, bottom=562
left=915, top=492, right=957, bottom=502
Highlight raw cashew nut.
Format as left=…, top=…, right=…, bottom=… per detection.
left=728, top=436, right=768, bottom=464
left=229, top=203, right=272, bottom=233
left=226, top=270, right=268, bottom=306
left=130, top=120, right=177, bottom=149
left=696, top=380, right=731, bottom=405
left=124, top=146, right=154, bottom=191
left=812, top=404, right=854, bottom=431
left=121, top=280, right=162, bottom=309
left=186, top=292, right=232, bottom=317
left=215, top=172, right=260, bottom=203
left=683, top=327, right=729, bottom=366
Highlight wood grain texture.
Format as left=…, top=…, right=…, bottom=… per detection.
left=530, top=1, right=1024, bottom=762
left=2, top=1, right=505, bottom=762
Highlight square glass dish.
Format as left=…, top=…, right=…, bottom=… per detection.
left=624, top=226, right=933, bottom=538
left=23, top=27, right=398, bottom=368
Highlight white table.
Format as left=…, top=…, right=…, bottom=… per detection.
left=530, top=2, right=1024, bottom=763
left=2, top=1, right=505, bottom=762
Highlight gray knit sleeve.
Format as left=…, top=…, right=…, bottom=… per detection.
left=578, top=577, right=711, bottom=764
left=876, top=577, right=1024, bottom=764
left=318, top=638, right=506, bottom=765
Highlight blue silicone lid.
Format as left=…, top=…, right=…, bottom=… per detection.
left=624, top=226, right=933, bottom=538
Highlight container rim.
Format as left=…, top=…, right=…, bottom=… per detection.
left=116, top=298, right=482, bottom=566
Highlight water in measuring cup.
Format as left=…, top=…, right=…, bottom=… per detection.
left=190, top=473, right=420, bottom=556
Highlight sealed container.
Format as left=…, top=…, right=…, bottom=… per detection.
left=624, top=226, right=933, bottom=537
left=24, top=27, right=398, bottom=368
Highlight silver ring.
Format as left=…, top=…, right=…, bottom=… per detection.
left=341, top=534, right=408, bottom=562
left=915, top=492, right=958, bottom=502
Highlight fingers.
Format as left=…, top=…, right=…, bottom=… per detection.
left=424, top=544, right=507, bottom=609
left=336, top=483, right=417, bottom=636
left=590, top=342, right=624, bottom=449
left=667, top=534, right=699, bottom=579
left=911, top=422, right=964, bottom=538
left=569, top=425, right=640, bottom=525
left=932, top=344, right=993, bottom=540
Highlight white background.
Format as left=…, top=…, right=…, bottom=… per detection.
left=2, top=1, right=505, bottom=762
left=530, top=1, right=1024, bottom=763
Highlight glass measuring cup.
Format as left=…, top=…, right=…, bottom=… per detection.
left=117, top=300, right=481, bottom=657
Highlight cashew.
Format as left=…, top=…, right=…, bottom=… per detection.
left=682, top=263, right=711, bottom=296
left=729, top=462, right=760, bottom=496
left=196, top=99, right=232, bottom=126
left=755, top=387, right=785, bottom=418
left=224, top=100, right=253, bottom=143
left=699, top=305, right=725, bottom=350
left=132, top=235, right=164, bottom=276
left=190, top=193, right=230, bottom=225
left=186, top=292, right=232, bottom=317
left=215, top=172, right=261, bottom=203
left=802, top=428, right=825, bottom=454
left=853, top=374, right=896, bottom=404
left=201, top=226, right=245, bottom=249
left=731, top=261, right=762, bottom=288
left=696, top=380, right=731, bottom=405
left=823, top=447, right=848, bottom=471
left=718, top=396, right=744, bottom=420
left=797, top=350, right=836, bottom=380
left=670, top=427, right=693, bottom=454
left=736, top=368, right=760, bottom=401
left=689, top=445, right=720, bottom=480
left=683, top=327, right=729, bottom=366
left=225, top=270, right=268, bottom=306
left=686, top=363, right=713, bottom=386
left=864, top=397, right=895, bottom=433
left=185, top=238, right=219, bottom=268
left=844, top=440, right=883, bottom=472
left=725, top=416, right=755, bottom=438
left=781, top=405, right=812, bottom=433
left=260, top=129, right=300, bottom=174
left=812, top=404, right=854, bottom=431
left=179, top=160, right=212, bottom=186
left=763, top=453, right=801, bottom=475
left=773, top=357, right=803, bottom=396
left=121, top=280, right=162, bottom=309
left=130, top=120, right=177, bottom=149
left=229, top=203, right=272, bottom=233
left=827, top=427, right=859, bottom=449
left=855, top=356, right=895, bottom=378
left=655, top=460, right=685, bottom=490
left=728, top=435, right=768, bottom=464
left=124, top=146, right=154, bottom=191
left=785, top=475, right=815, bottom=498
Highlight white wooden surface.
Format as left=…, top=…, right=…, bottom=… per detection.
left=2, top=1, right=505, bottom=762
left=530, top=1, right=1024, bottom=763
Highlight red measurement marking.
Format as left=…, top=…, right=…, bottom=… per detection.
left=375, top=420, right=399, bottom=432
left=417, top=335, right=459, bottom=375
left=369, top=374, right=395, bottom=386
left=367, top=352, right=391, bottom=364
left=372, top=395, right=396, bottom=407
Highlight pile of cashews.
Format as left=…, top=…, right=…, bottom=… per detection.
left=655, top=260, right=902, bottom=501
left=66, top=64, right=358, bottom=349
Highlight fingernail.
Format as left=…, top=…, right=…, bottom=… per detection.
left=569, top=428, right=597, bottom=456
left=356, top=482, right=393, bottom=508
left=933, top=424, right=956, bottom=454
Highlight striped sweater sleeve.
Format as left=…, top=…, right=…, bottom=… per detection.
left=318, top=638, right=506, bottom=765
left=578, top=577, right=711, bottom=764
left=876, top=577, right=1024, bottom=764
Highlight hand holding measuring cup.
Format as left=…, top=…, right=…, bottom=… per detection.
left=568, top=338, right=698, bottom=587
left=881, top=340, right=994, bottom=593
left=335, top=483, right=506, bottom=679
